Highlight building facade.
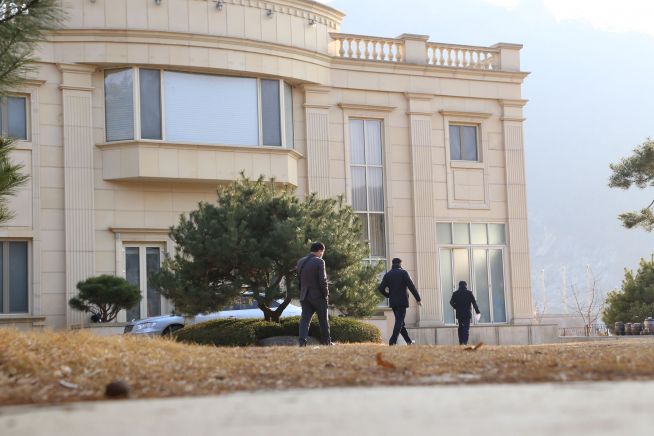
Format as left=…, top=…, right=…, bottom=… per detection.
left=0, top=0, right=554, bottom=344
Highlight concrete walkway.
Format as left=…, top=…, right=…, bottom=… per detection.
left=1, top=381, right=651, bottom=436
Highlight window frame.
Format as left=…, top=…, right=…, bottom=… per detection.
left=122, top=243, right=166, bottom=322
left=436, top=222, right=508, bottom=325
left=349, top=118, right=387, bottom=267
left=0, top=240, right=31, bottom=315
left=104, top=67, right=294, bottom=148
left=0, top=95, right=30, bottom=141
left=448, top=123, right=480, bottom=162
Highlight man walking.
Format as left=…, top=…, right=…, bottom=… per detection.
left=449, top=281, right=481, bottom=346
left=378, top=258, right=422, bottom=346
left=297, top=242, right=331, bottom=346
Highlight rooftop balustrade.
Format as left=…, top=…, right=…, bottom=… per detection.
left=330, top=33, right=522, bottom=72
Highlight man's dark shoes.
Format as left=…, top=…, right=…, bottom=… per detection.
left=299, top=339, right=308, bottom=347
left=407, top=340, right=416, bottom=345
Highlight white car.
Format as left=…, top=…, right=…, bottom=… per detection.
left=124, top=299, right=302, bottom=336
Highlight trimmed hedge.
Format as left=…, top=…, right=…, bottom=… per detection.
left=175, top=316, right=382, bottom=346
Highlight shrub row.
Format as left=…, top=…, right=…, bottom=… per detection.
left=175, top=316, right=382, bottom=346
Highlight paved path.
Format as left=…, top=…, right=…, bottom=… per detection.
left=1, top=381, right=651, bottom=436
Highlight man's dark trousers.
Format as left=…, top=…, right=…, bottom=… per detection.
left=389, top=306, right=412, bottom=345
left=457, top=318, right=471, bottom=345
left=299, top=296, right=331, bottom=345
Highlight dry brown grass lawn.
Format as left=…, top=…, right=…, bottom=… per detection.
left=1, top=329, right=654, bottom=406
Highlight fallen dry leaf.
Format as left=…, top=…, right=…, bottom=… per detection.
left=463, top=343, right=484, bottom=351
left=375, top=352, right=396, bottom=369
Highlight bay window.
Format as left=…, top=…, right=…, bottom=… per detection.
left=104, top=68, right=294, bottom=148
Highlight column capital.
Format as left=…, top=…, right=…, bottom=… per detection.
left=500, top=99, right=528, bottom=123
left=57, top=63, right=96, bottom=89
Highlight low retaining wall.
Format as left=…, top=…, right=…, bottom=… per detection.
left=404, top=324, right=559, bottom=345
left=70, top=323, right=129, bottom=336
left=0, top=316, right=46, bottom=331
left=362, top=314, right=560, bottom=345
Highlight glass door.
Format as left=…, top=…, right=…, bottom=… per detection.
left=125, top=245, right=163, bottom=321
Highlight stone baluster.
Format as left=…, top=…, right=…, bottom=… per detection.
left=338, top=37, right=345, bottom=57
left=363, top=39, right=371, bottom=60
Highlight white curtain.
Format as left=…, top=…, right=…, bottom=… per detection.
left=164, top=71, right=259, bottom=146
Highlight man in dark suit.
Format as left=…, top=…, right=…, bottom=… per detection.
left=297, top=242, right=331, bottom=346
left=449, top=281, right=481, bottom=345
left=378, top=258, right=422, bottom=346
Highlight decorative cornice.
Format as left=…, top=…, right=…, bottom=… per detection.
left=439, top=110, right=492, bottom=119
left=491, top=42, right=524, bottom=50
left=56, top=63, right=97, bottom=73
left=223, top=0, right=345, bottom=29
left=501, top=117, right=527, bottom=122
left=18, top=79, right=46, bottom=88
left=330, top=58, right=530, bottom=81
left=302, top=85, right=331, bottom=94
left=50, top=29, right=334, bottom=66
left=59, top=85, right=94, bottom=92
left=404, top=92, right=433, bottom=101
left=338, top=103, right=396, bottom=112
left=96, top=140, right=304, bottom=160
left=303, top=104, right=331, bottom=110
left=396, top=33, right=430, bottom=42
left=110, top=227, right=169, bottom=234
left=407, top=111, right=433, bottom=117
left=499, top=99, right=528, bottom=107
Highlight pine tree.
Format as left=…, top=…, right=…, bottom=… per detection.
left=0, top=0, right=63, bottom=223
left=0, top=0, right=64, bottom=95
left=154, top=177, right=384, bottom=321
left=0, top=137, right=28, bottom=223
left=602, top=257, right=654, bottom=328
left=609, top=138, right=654, bottom=230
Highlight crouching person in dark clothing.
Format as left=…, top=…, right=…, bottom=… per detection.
left=378, top=258, right=422, bottom=346
left=449, top=281, right=481, bottom=345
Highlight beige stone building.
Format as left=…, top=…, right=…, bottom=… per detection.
left=0, top=0, right=554, bottom=343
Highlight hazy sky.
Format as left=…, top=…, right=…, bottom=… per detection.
left=320, top=0, right=654, bottom=311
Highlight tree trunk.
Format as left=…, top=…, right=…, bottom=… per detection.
left=258, top=296, right=293, bottom=323
left=258, top=302, right=276, bottom=322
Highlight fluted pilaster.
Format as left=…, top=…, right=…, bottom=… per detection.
left=407, top=94, right=440, bottom=325
left=501, top=100, right=533, bottom=322
left=60, top=64, right=96, bottom=328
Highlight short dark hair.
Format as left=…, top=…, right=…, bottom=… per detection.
left=458, top=281, right=467, bottom=288
left=392, top=258, right=402, bottom=265
left=310, top=242, right=325, bottom=252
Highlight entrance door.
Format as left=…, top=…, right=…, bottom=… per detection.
left=125, top=245, right=163, bottom=321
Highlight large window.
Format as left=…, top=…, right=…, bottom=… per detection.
left=104, top=68, right=294, bottom=148
left=0, top=96, right=28, bottom=140
left=0, top=241, right=29, bottom=314
left=350, top=119, right=386, bottom=268
left=437, top=223, right=506, bottom=324
left=449, top=124, right=478, bottom=161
